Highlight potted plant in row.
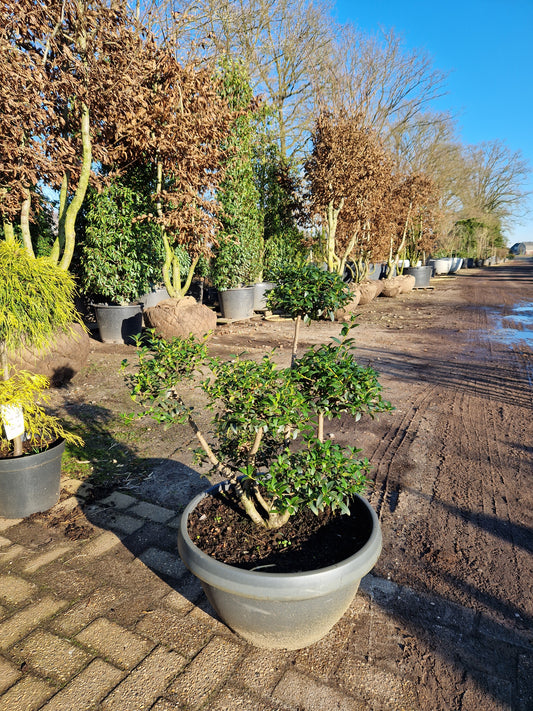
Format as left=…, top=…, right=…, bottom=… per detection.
left=77, top=180, right=164, bottom=344
left=123, top=271, right=392, bottom=649
left=0, top=241, right=83, bottom=518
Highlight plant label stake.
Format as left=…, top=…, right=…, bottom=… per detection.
left=0, top=404, right=25, bottom=440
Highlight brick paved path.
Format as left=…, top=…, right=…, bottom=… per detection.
left=0, top=479, right=531, bottom=710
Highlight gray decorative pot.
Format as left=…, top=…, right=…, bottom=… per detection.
left=177, top=483, right=382, bottom=650
left=0, top=438, right=65, bottom=518
left=429, top=257, right=452, bottom=275
left=449, top=257, right=463, bottom=273
left=218, top=287, right=255, bottom=320
left=140, top=287, right=170, bottom=309
left=253, top=282, right=276, bottom=311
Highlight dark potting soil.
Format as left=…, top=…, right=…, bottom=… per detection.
left=187, top=491, right=373, bottom=573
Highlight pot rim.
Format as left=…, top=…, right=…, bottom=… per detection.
left=178, top=482, right=382, bottom=600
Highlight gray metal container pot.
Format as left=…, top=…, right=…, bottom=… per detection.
left=253, top=282, right=276, bottom=311
left=219, top=287, right=255, bottom=320
left=0, top=438, right=65, bottom=518
left=178, top=485, right=382, bottom=650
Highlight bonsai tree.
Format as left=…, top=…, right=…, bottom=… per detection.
left=123, top=321, right=392, bottom=530
left=378, top=172, right=440, bottom=275
left=0, top=241, right=83, bottom=456
left=114, top=52, right=238, bottom=301
left=266, top=264, right=352, bottom=363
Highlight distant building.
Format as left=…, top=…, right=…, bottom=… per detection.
left=509, top=242, right=533, bottom=256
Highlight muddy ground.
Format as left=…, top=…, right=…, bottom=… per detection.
left=48, top=258, right=532, bottom=708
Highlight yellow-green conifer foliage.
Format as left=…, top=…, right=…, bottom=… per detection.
left=0, top=241, right=82, bottom=356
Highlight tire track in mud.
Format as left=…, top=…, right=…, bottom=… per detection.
left=401, top=295, right=533, bottom=622
left=366, top=382, right=440, bottom=520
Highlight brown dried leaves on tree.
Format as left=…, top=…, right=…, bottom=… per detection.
left=305, top=110, right=394, bottom=274
left=0, top=0, right=238, bottom=282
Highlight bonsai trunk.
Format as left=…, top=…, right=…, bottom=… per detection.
left=156, top=160, right=199, bottom=300
left=187, top=408, right=290, bottom=530
left=325, top=199, right=344, bottom=273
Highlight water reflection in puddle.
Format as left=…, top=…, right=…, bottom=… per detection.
left=490, top=302, right=533, bottom=347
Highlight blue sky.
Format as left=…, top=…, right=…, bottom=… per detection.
left=333, top=0, right=533, bottom=245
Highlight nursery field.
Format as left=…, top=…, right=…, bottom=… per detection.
left=47, top=258, right=533, bottom=709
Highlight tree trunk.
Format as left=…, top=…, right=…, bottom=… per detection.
left=59, top=102, right=92, bottom=270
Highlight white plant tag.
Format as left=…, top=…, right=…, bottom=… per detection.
left=0, top=404, right=25, bottom=440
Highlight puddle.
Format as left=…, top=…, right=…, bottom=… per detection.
left=489, top=302, right=533, bottom=347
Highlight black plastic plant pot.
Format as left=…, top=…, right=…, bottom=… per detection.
left=177, top=483, right=382, bottom=650
left=0, top=438, right=65, bottom=518
left=93, top=303, right=143, bottom=344
left=404, top=265, right=432, bottom=288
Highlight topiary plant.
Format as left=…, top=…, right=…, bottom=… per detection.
left=266, top=263, right=352, bottom=363
left=123, top=321, right=392, bottom=531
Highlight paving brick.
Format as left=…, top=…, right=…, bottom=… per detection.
left=0, top=597, right=67, bottom=649
left=100, top=492, right=138, bottom=509
left=76, top=617, right=155, bottom=670
left=166, top=515, right=182, bottom=529
left=135, top=608, right=212, bottom=659
left=12, top=629, right=91, bottom=685
left=60, top=478, right=94, bottom=500
left=101, top=646, right=186, bottom=710
left=0, top=518, right=22, bottom=532
left=128, top=501, right=175, bottom=523
left=0, top=674, right=56, bottom=710
left=138, top=547, right=188, bottom=580
left=208, top=686, right=285, bottom=711
left=0, top=656, right=21, bottom=693
left=187, top=601, right=230, bottom=634
left=23, top=544, right=72, bottom=574
left=0, top=574, right=37, bottom=605
left=168, top=636, right=243, bottom=709
left=162, top=589, right=195, bottom=615
left=273, top=669, right=364, bottom=711
left=31, top=563, right=97, bottom=600
left=49, top=496, right=80, bottom=516
left=0, top=543, right=27, bottom=566
left=40, top=659, right=124, bottom=711
left=233, top=649, right=289, bottom=696
left=79, top=530, right=123, bottom=558
left=51, top=587, right=129, bottom=636
left=92, top=510, right=145, bottom=534
left=336, top=658, right=409, bottom=708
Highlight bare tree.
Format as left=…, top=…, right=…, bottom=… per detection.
left=317, top=26, right=449, bottom=145
left=145, top=0, right=336, bottom=160
left=458, top=141, right=531, bottom=232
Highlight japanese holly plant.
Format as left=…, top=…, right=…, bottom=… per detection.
left=123, top=322, right=392, bottom=530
